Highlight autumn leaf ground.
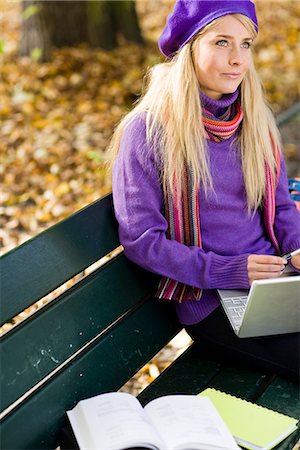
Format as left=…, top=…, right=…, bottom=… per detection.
left=1, top=0, right=299, bottom=253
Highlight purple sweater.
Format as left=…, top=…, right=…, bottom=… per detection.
left=112, top=93, right=300, bottom=325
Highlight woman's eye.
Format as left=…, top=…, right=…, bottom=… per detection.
left=242, top=41, right=252, bottom=49
left=216, top=40, right=228, bottom=47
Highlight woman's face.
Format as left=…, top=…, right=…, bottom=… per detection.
left=193, top=15, right=254, bottom=100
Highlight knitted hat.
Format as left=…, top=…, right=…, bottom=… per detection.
left=159, top=0, right=258, bottom=58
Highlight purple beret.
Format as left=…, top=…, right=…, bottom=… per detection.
left=159, top=0, right=258, bottom=58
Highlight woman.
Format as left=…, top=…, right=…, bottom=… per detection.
left=110, top=0, right=300, bottom=381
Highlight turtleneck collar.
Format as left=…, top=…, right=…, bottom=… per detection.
left=200, top=89, right=240, bottom=118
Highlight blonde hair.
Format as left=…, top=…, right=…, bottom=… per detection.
left=108, top=14, right=281, bottom=212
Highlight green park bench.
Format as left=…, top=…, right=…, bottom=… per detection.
left=0, top=192, right=299, bottom=450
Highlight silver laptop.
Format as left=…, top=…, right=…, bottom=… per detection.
left=217, top=275, right=300, bottom=338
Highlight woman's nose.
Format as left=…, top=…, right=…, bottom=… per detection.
left=229, top=47, right=243, bottom=66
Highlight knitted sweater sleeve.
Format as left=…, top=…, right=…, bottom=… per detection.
left=112, top=115, right=250, bottom=290
left=273, top=156, right=300, bottom=254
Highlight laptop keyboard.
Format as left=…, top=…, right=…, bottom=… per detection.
left=223, top=296, right=248, bottom=327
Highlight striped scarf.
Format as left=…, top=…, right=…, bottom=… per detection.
left=203, top=102, right=244, bottom=142
left=156, top=103, right=280, bottom=302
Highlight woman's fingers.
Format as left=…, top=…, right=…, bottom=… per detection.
left=248, top=254, right=286, bottom=271
left=247, top=254, right=286, bottom=285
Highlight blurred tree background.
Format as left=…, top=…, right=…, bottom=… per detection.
left=20, top=1, right=144, bottom=60
left=1, top=0, right=300, bottom=254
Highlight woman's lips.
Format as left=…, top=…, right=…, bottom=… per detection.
left=222, top=73, right=242, bottom=79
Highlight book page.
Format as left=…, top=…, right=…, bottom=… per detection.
left=144, top=395, right=239, bottom=450
left=67, top=392, right=164, bottom=450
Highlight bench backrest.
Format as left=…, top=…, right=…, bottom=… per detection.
left=0, top=194, right=181, bottom=449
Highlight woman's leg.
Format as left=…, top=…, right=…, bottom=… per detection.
left=186, top=306, right=300, bottom=383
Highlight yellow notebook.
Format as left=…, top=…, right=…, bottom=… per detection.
left=199, top=388, right=299, bottom=450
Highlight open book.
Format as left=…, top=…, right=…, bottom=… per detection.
left=67, top=391, right=239, bottom=450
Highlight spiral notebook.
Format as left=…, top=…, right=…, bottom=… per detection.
left=199, top=388, right=299, bottom=450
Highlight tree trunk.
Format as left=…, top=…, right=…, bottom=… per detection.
left=20, top=0, right=144, bottom=61
left=112, top=1, right=144, bottom=45
left=42, top=1, right=87, bottom=48
left=87, top=1, right=116, bottom=50
left=20, top=0, right=51, bottom=61
left=87, top=1, right=144, bottom=49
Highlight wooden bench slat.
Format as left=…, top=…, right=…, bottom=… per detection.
left=139, top=344, right=267, bottom=405
left=257, top=376, right=300, bottom=418
left=207, top=365, right=269, bottom=400
left=138, top=344, right=222, bottom=405
left=1, top=255, right=158, bottom=412
left=0, top=300, right=181, bottom=450
left=0, top=194, right=119, bottom=324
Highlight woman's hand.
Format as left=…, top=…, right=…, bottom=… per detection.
left=291, top=254, right=300, bottom=270
left=247, top=254, right=286, bottom=286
